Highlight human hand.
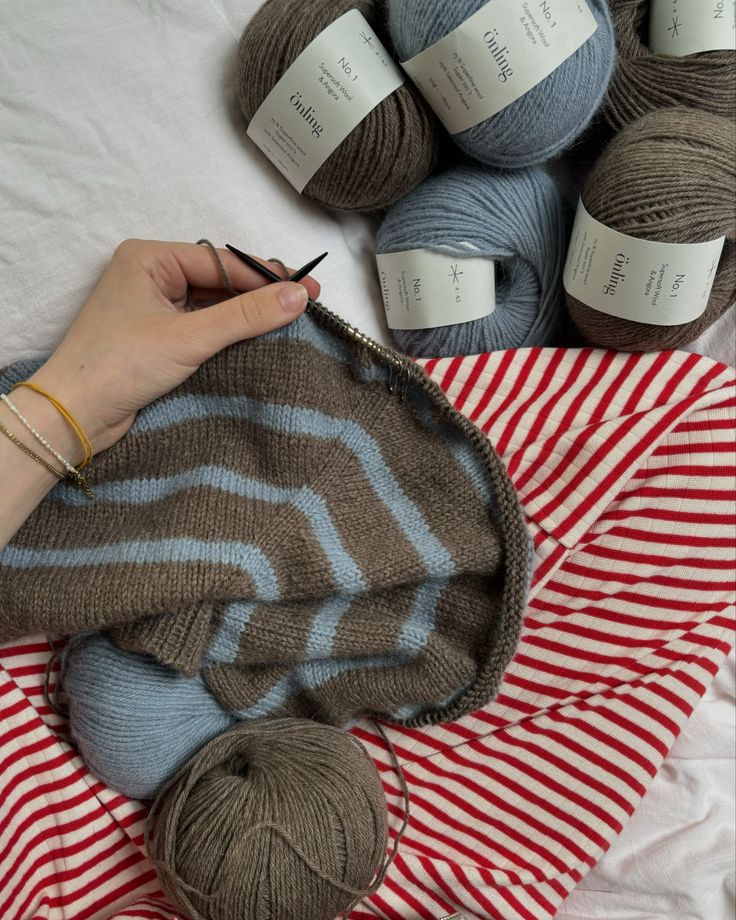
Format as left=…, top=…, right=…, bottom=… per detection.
left=26, top=239, right=319, bottom=462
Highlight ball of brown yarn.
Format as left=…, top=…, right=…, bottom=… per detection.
left=604, top=0, right=736, bottom=130
left=566, top=107, right=736, bottom=352
left=236, top=0, right=441, bottom=212
left=146, top=719, right=389, bottom=920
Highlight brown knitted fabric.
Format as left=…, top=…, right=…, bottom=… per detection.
left=0, top=303, right=531, bottom=728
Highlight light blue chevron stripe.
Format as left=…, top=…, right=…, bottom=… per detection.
left=252, top=316, right=494, bottom=509
left=392, top=681, right=470, bottom=722
left=232, top=578, right=448, bottom=719
left=304, top=595, right=353, bottom=660
left=409, top=392, right=494, bottom=507
left=52, top=465, right=365, bottom=594
left=0, top=538, right=279, bottom=599
left=207, top=600, right=259, bottom=664
left=233, top=650, right=409, bottom=721
left=132, top=395, right=454, bottom=575
left=266, top=315, right=358, bottom=365
left=398, top=579, right=447, bottom=652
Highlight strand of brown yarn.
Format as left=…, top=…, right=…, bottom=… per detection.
left=43, top=634, right=94, bottom=718
left=566, top=106, right=736, bottom=352
left=235, top=0, right=440, bottom=212
left=42, top=637, right=69, bottom=717
left=145, top=719, right=410, bottom=920
left=603, top=0, right=736, bottom=131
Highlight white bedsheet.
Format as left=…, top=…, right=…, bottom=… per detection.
left=1, top=3, right=733, bottom=918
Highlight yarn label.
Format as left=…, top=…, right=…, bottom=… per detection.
left=376, top=249, right=495, bottom=330
left=650, top=0, right=736, bottom=56
left=563, top=200, right=726, bottom=326
left=247, top=10, right=405, bottom=193
left=401, top=0, right=598, bottom=133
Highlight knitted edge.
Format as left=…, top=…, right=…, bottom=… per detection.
left=303, top=298, right=532, bottom=727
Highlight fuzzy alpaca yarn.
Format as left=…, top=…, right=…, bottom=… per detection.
left=565, top=107, right=736, bottom=351
left=386, top=0, right=616, bottom=169
left=603, top=0, right=736, bottom=130
left=147, top=720, right=389, bottom=920
left=376, top=163, right=569, bottom=357
left=236, top=0, right=441, bottom=211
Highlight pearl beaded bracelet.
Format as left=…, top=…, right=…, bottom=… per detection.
left=0, top=393, right=94, bottom=499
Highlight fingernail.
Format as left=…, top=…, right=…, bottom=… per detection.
left=279, top=283, right=309, bottom=313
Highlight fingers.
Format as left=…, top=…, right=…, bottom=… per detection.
left=183, top=281, right=309, bottom=357
left=114, top=239, right=321, bottom=302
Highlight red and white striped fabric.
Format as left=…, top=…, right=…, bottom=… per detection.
left=2, top=347, right=734, bottom=920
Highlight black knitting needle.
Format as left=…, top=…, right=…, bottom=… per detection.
left=225, top=243, right=328, bottom=284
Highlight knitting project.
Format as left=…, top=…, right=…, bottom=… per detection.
left=0, top=305, right=531, bottom=727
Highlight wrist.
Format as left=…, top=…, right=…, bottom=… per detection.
left=4, top=385, right=87, bottom=468
left=24, top=360, right=132, bottom=458
left=0, top=399, right=72, bottom=550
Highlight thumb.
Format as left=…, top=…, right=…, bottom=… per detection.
left=184, top=281, right=308, bottom=356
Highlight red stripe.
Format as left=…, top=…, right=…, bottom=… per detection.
left=605, top=505, right=736, bottom=526
left=581, top=542, right=735, bottom=570
left=422, top=357, right=441, bottom=378
left=530, top=542, right=567, bottom=587
left=380, top=775, right=553, bottom=878
left=396, top=745, right=596, bottom=865
left=620, top=351, right=672, bottom=416
left=514, top=350, right=619, bottom=492
left=529, top=582, right=716, bottom=630
left=450, top=861, right=535, bottom=920
left=0, top=733, right=59, bottom=782
left=544, top=709, right=657, bottom=778
left=507, top=348, right=594, bottom=479
left=468, top=349, right=516, bottom=425
left=492, top=728, right=634, bottom=816
left=543, top=390, right=719, bottom=538
left=635, top=460, right=736, bottom=479
left=0, top=758, right=86, bottom=838
left=653, top=440, right=736, bottom=456
left=483, top=349, right=542, bottom=433
left=655, top=352, right=704, bottom=404
left=559, top=559, right=734, bottom=592
left=520, top=719, right=646, bottom=797
left=462, top=738, right=619, bottom=839
left=622, top=485, right=736, bottom=502
left=6, top=823, right=129, bottom=917
left=571, top=699, right=669, bottom=759
left=17, top=853, right=153, bottom=919
left=415, top=857, right=474, bottom=919
left=529, top=593, right=709, bottom=629
left=676, top=417, right=736, bottom=432
left=3, top=663, right=55, bottom=680
left=496, top=348, right=566, bottom=459
left=439, top=355, right=465, bottom=395
left=1, top=794, right=115, bottom=903
left=589, top=353, right=644, bottom=423
left=598, top=524, right=736, bottom=549
left=381, top=872, right=437, bottom=920
left=453, top=351, right=490, bottom=413
left=0, top=642, right=53, bottom=658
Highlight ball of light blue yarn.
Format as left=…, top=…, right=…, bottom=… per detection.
left=64, top=634, right=234, bottom=800
left=387, top=0, right=615, bottom=168
left=376, top=163, right=569, bottom=357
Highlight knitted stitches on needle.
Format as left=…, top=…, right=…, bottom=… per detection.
left=0, top=304, right=531, bottom=728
